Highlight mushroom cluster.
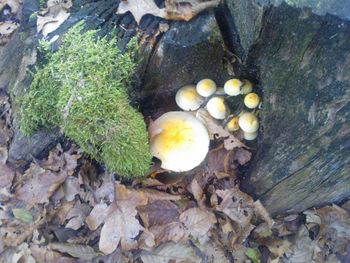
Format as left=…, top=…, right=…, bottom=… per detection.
left=150, top=78, right=261, bottom=172
left=176, top=78, right=260, bottom=139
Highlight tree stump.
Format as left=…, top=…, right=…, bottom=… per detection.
left=241, top=3, right=350, bottom=215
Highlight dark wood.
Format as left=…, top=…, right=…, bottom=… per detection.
left=241, top=4, right=350, bottom=215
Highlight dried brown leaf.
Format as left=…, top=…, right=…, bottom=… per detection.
left=15, top=164, right=67, bottom=209
left=30, top=244, right=70, bottom=263
left=254, top=200, right=274, bottom=227
left=201, top=240, right=228, bottom=263
left=98, top=184, right=150, bottom=254
left=85, top=202, right=110, bottom=231
left=64, top=201, right=91, bottom=230
left=140, top=242, right=200, bottom=263
left=117, top=0, right=219, bottom=24
left=0, top=163, right=15, bottom=188
left=196, top=109, right=246, bottom=150
left=37, top=0, right=72, bottom=37
left=0, top=21, right=19, bottom=38
left=99, top=205, right=143, bottom=254
left=180, top=208, right=216, bottom=240
left=189, top=178, right=205, bottom=208
left=148, top=222, right=188, bottom=246
left=137, top=200, right=180, bottom=228
left=216, top=187, right=255, bottom=244
left=50, top=242, right=100, bottom=260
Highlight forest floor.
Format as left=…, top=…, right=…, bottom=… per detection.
left=1, top=0, right=350, bottom=262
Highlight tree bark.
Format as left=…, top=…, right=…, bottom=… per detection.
left=241, top=3, right=350, bottom=215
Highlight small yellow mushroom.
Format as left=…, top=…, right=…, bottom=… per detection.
left=241, top=80, right=253, bottom=95
left=224, top=79, right=242, bottom=96
left=150, top=111, right=209, bottom=172
left=238, top=112, right=259, bottom=133
left=243, top=131, right=258, bottom=140
left=196, top=79, right=217, bottom=97
left=244, top=92, right=260, bottom=109
left=206, top=96, right=227, bottom=120
left=175, top=85, right=204, bottom=111
left=226, top=117, right=240, bottom=131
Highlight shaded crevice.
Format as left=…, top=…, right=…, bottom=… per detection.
left=214, top=2, right=246, bottom=61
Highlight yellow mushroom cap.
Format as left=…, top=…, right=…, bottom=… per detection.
left=244, top=131, right=258, bottom=140
left=224, top=79, right=242, bottom=96
left=175, top=85, right=204, bottom=111
left=241, top=80, right=253, bottom=95
left=227, top=117, right=239, bottom=131
left=196, top=79, right=217, bottom=97
left=244, top=92, right=260, bottom=109
left=206, top=97, right=227, bottom=120
left=150, top=111, right=209, bottom=172
left=238, top=112, right=259, bottom=133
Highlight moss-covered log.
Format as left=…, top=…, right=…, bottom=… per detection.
left=242, top=4, right=350, bottom=215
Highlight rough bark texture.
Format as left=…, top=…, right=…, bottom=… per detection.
left=242, top=4, right=350, bottom=215
left=140, top=11, right=231, bottom=118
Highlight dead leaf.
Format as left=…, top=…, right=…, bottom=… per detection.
left=200, top=240, right=228, bottom=263
left=196, top=109, right=246, bottom=150
left=50, top=242, right=100, bottom=260
left=30, top=244, right=71, bottom=262
left=98, top=184, right=149, bottom=254
left=117, top=0, right=219, bottom=24
left=99, top=205, right=144, bottom=254
left=140, top=242, right=200, bottom=263
left=0, top=163, right=15, bottom=188
left=216, top=187, right=255, bottom=244
left=137, top=200, right=180, bottom=228
left=254, top=200, right=274, bottom=227
left=85, top=202, right=110, bottom=231
left=284, top=225, right=322, bottom=263
left=0, top=146, right=8, bottom=163
left=0, top=21, right=19, bottom=38
left=165, top=0, right=220, bottom=21
left=180, top=207, right=216, bottom=241
left=189, top=178, right=205, bottom=208
left=37, top=0, right=73, bottom=37
left=15, top=164, right=67, bottom=209
left=314, top=205, right=350, bottom=256
left=267, top=238, right=291, bottom=258
left=64, top=201, right=91, bottom=230
left=148, top=222, right=188, bottom=246
left=0, top=0, right=21, bottom=14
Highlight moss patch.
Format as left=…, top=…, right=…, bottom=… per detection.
left=20, top=23, right=152, bottom=178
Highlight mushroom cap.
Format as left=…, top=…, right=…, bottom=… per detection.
left=244, top=92, right=260, bottom=109
left=227, top=117, right=239, bottom=131
left=206, top=96, right=227, bottom=119
left=241, top=80, right=253, bottom=95
left=150, top=111, right=209, bottom=172
left=238, top=112, right=259, bottom=132
left=196, top=79, right=217, bottom=97
left=224, top=79, right=242, bottom=96
left=175, top=85, right=204, bottom=111
left=244, top=131, right=258, bottom=140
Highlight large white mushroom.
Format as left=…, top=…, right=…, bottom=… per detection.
left=175, top=85, right=204, bottom=111
left=150, top=111, right=209, bottom=172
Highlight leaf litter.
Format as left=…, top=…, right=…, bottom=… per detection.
left=1, top=3, right=350, bottom=263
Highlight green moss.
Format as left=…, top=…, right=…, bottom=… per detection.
left=20, top=23, right=152, bottom=178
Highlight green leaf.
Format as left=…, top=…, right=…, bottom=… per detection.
left=245, top=248, right=261, bottom=263
left=12, top=208, right=33, bottom=223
